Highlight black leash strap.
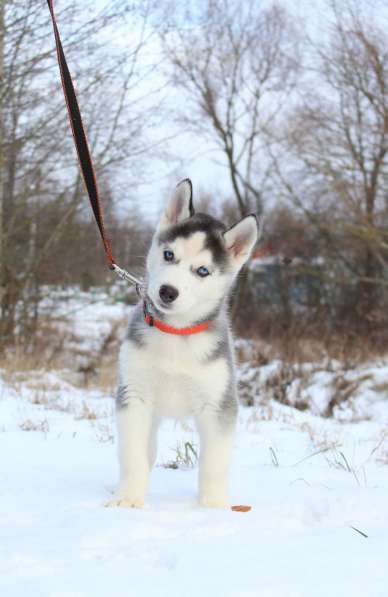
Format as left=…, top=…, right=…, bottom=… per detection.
left=47, top=0, right=115, bottom=268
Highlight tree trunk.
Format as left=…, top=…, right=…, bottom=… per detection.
left=0, top=0, right=5, bottom=343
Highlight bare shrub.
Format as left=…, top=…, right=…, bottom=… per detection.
left=325, top=374, right=372, bottom=418
left=263, top=364, right=309, bottom=411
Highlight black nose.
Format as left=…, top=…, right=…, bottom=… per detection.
left=159, top=284, right=179, bottom=304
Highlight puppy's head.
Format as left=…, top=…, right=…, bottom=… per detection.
left=146, top=179, right=260, bottom=321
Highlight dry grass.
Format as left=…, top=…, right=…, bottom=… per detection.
left=372, top=382, right=388, bottom=394
left=295, top=422, right=365, bottom=483
left=95, top=422, right=115, bottom=444
left=93, top=354, right=118, bottom=393
left=0, top=352, right=47, bottom=380
left=370, top=429, right=388, bottom=465
left=377, top=452, right=388, bottom=465
left=244, top=309, right=388, bottom=366
left=325, top=373, right=373, bottom=419
left=1, top=313, right=121, bottom=395
left=161, top=441, right=199, bottom=470
left=76, top=402, right=98, bottom=421
left=297, top=421, right=341, bottom=453
left=1, top=340, right=118, bottom=404
left=325, top=449, right=365, bottom=486
left=263, top=364, right=310, bottom=411
left=19, top=418, right=49, bottom=433
left=1, top=318, right=72, bottom=374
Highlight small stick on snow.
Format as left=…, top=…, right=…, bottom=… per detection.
left=269, top=447, right=279, bottom=467
left=350, top=526, right=368, bottom=539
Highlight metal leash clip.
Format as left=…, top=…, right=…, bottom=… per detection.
left=111, top=263, right=145, bottom=299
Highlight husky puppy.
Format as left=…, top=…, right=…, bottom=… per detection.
left=107, top=179, right=259, bottom=508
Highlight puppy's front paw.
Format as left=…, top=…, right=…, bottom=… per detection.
left=105, top=491, right=145, bottom=509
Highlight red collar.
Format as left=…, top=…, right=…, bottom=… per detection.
left=143, top=301, right=211, bottom=336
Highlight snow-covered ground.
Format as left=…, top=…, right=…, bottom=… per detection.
left=1, top=289, right=388, bottom=597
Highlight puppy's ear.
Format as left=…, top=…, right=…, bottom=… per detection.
left=158, top=179, right=194, bottom=230
left=223, top=214, right=260, bottom=270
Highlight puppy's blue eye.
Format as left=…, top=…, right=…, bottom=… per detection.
left=197, top=266, right=210, bottom=277
left=164, top=250, right=174, bottom=262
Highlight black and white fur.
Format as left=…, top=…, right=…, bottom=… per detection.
left=107, top=179, right=259, bottom=508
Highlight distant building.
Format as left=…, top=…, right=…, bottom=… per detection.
left=247, top=250, right=324, bottom=308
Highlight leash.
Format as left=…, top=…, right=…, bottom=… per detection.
left=46, top=0, right=144, bottom=297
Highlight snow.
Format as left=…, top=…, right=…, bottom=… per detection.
left=1, top=290, right=388, bottom=597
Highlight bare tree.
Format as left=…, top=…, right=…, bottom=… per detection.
left=159, top=0, right=299, bottom=217
left=275, top=1, right=388, bottom=321
left=0, top=0, right=158, bottom=344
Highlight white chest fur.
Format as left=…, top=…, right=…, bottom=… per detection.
left=119, top=329, right=230, bottom=417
